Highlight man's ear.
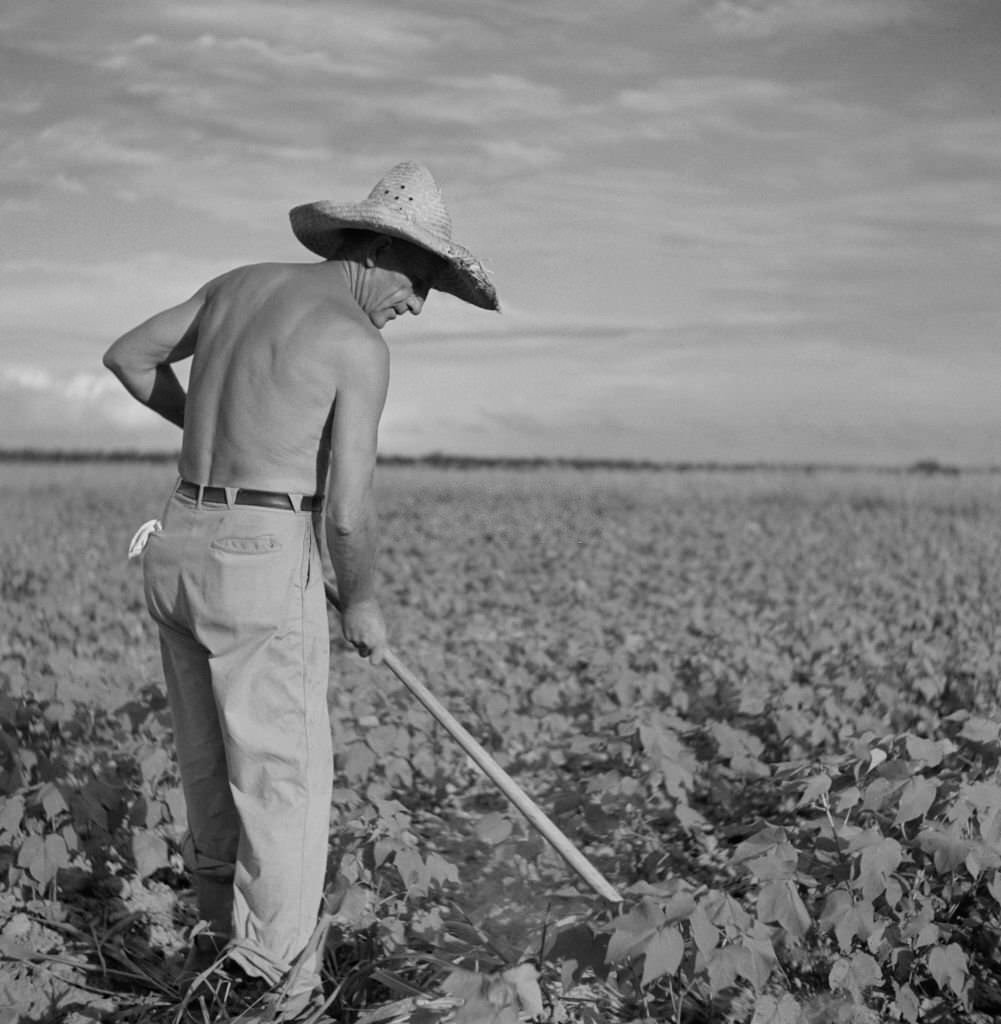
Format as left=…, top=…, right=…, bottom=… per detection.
left=364, top=234, right=393, bottom=268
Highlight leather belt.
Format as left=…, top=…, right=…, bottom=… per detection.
left=176, top=479, right=320, bottom=512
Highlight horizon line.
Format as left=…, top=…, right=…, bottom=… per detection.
left=0, top=449, right=990, bottom=475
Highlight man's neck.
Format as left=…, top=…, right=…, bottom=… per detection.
left=335, top=257, right=365, bottom=307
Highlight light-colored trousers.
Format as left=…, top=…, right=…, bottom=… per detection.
left=143, top=486, right=332, bottom=1002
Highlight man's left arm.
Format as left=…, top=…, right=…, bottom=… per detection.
left=102, top=287, right=208, bottom=428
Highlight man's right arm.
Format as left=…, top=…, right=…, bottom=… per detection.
left=102, top=285, right=211, bottom=428
left=324, top=331, right=390, bottom=663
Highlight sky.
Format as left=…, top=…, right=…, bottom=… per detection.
left=1, top=0, right=999, bottom=466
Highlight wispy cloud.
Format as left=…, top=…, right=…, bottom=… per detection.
left=1, top=0, right=998, bottom=462
left=0, top=366, right=175, bottom=448
left=0, top=254, right=232, bottom=369
left=381, top=329, right=1001, bottom=464
left=705, top=0, right=925, bottom=38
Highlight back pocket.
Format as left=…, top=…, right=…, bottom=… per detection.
left=211, top=535, right=281, bottom=554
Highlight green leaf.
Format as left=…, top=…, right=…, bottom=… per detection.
left=894, top=982, right=921, bottom=1023
left=797, top=773, right=831, bottom=808
left=917, top=827, right=972, bottom=874
left=690, top=903, right=719, bottom=958
left=606, top=898, right=665, bottom=963
left=344, top=742, right=376, bottom=781
left=706, top=945, right=741, bottom=996
left=833, top=784, right=860, bottom=814
left=927, top=943, right=968, bottom=1000
left=818, top=889, right=853, bottom=934
left=895, top=777, right=937, bottom=824
left=707, top=892, right=754, bottom=936
left=828, top=951, right=882, bottom=1002
left=964, top=840, right=1001, bottom=877
left=905, top=735, right=943, bottom=768
left=373, top=838, right=394, bottom=868
left=708, top=721, right=768, bottom=777
left=394, top=848, right=427, bottom=895
left=961, top=781, right=1001, bottom=813
left=139, top=747, right=170, bottom=787
left=738, top=930, right=776, bottom=992
left=640, top=926, right=684, bottom=987
left=442, top=965, right=533, bottom=1024
left=732, top=826, right=798, bottom=881
left=367, top=725, right=406, bottom=757
left=756, top=880, right=811, bottom=940
left=441, top=969, right=490, bottom=1023
left=0, top=795, right=25, bottom=841
left=332, top=884, right=373, bottom=928
left=17, top=832, right=70, bottom=886
left=959, top=717, right=1000, bottom=745
left=854, top=836, right=901, bottom=901
left=662, top=891, right=697, bottom=923
left=425, top=851, right=459, bottom=887
left=833, top=899, right=880, bottom=955
left=861, top=777, right=895, bottom=811
left=42, top=699, right=73, bottom=727
left=131, top=828, right=169, bottom=879
left=475, top=811, right=512, bottom=846
left=751, top=994, right=802, bottom=1024
left=39, top=782, right=68, bottom=822
left=503, top=962, right=543, bottom=1017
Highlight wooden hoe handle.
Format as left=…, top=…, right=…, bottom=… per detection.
left=325, top=582, right=622, bottom=904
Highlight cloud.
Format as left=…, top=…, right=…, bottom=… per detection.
left=0, top=253, right=232, bottom=380
left=37, top=118, right=162, bottom=171
left=3, top=323, right=998, bottom=465
left=0, top=4, right=484, bottom=218
left=2, top=0, right=998, bottom=465
left=394, top=74, right=569, bottom=125
left=618, top=75, right=792, bottom=133
left=705, top=0, right=924, bottom=38
left=0, top=365, right=176, bottom=448
left=936, top=117, right=1001, bottom=169
left=381, top=330, right=1001, bottom=464
left=0, top=90, right=43, bottom=116
left=160, top=1, right=451, bottom=59
left=479, top=139, right=562, bottom=169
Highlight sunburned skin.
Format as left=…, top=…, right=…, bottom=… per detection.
left=104, top=236, right=439, bottom=499
left=179, top=260, right=380, bottom=496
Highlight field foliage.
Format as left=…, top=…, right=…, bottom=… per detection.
left=1, top=463, right=1001, bottom=1023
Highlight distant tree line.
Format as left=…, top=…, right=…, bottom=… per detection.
left=0, top=449, right=981, bottom=474
left=0, top=448, right=179, bottom=464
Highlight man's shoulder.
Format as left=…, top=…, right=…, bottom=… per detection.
left=209, top=260, right=316, bottom=292
left=332, top=317, right=389, bottom=379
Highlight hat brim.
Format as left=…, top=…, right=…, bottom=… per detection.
left=289, top=200, right=499, bottom=311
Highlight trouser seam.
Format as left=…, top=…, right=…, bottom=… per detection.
left=297, top=525, right=311, bottom=929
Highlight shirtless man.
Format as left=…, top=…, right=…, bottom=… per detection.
left=102, top=162, right=498, bottom=1019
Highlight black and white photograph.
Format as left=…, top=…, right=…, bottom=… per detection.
left=1, top=2, right=999, bottom=1021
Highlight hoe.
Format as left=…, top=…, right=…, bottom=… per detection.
left=325, top=582, right=622, bottom=904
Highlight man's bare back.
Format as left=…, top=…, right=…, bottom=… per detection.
left=179, top=261, right=382, bottom=496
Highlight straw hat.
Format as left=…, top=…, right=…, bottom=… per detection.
left=289, top=162, right=499, bottom=311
